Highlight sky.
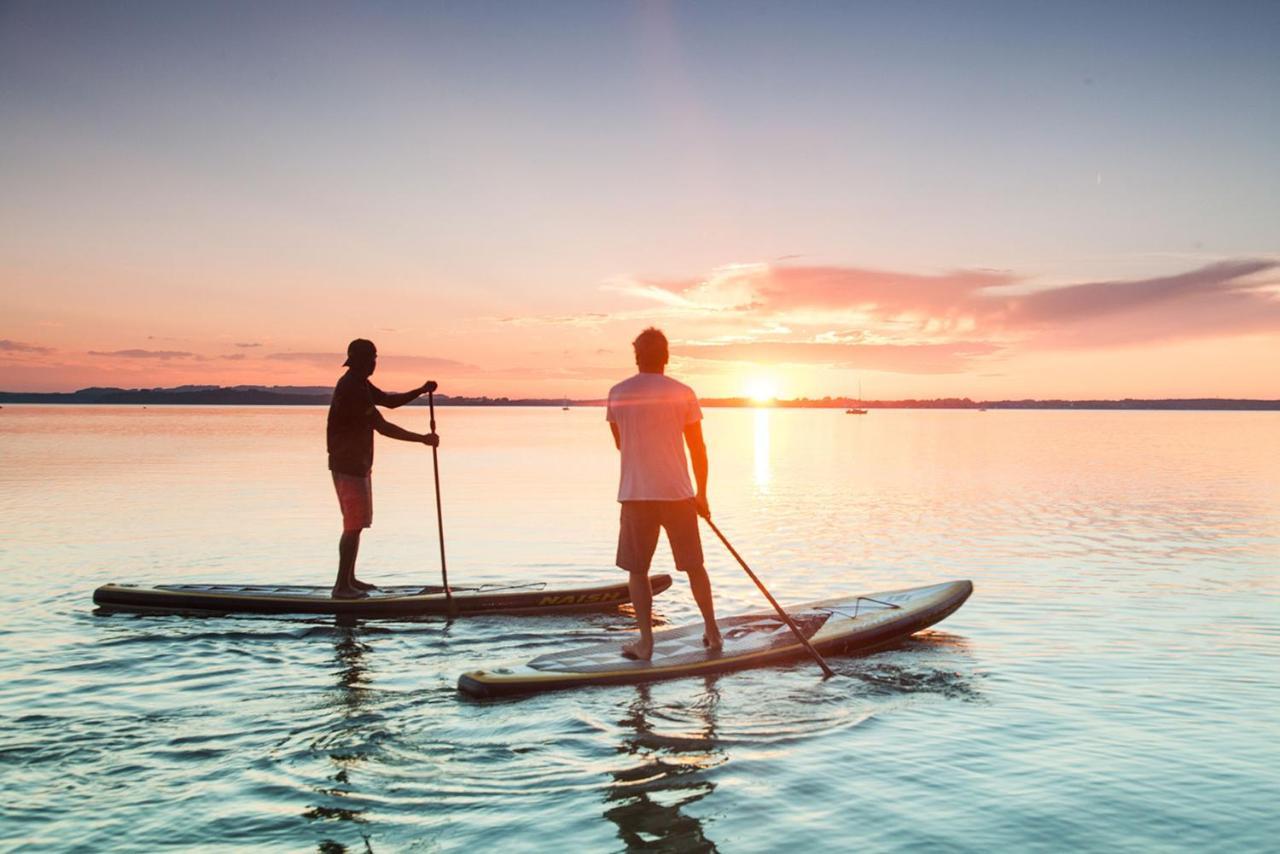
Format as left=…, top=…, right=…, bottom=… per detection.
left=1, top=0, right=1277, bottom=399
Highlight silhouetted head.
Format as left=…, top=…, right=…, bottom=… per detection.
left=632, top=327, right=668, bottom=373
left=343, top=338, right=377, bottom=376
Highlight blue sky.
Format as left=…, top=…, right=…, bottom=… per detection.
left=1, top=1, right=1277, bottom=396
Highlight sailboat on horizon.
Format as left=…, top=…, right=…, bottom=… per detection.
left=846, top=378, right=868, bottom=415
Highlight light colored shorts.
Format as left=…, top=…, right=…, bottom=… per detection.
left=616, top=500, right=704, bottom=574
left=332, top=472, right=372, bottom=532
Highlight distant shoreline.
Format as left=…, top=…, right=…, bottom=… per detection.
left=1, top=386, right=1277, bottom=410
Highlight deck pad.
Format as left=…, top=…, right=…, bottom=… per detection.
left=529, top=611, right=832, bottom=674
left=152, top=583, right=521, bottom=598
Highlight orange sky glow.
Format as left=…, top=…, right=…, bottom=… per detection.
left=2, top=4, right=1277, bottom=400
left=4, top=257, right=1278, bottom=399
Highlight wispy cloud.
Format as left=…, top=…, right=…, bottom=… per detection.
left=234, top=342, right=262, bottom=348
left=0, top=339, right=53, bottom=354
left=1011, top=259, right=1270, bottom=320
left=675, top=341, right=1002, bottom=374
left=602, top=279, right=702, bottom=308
left=266, top=352, right=478, bottom=371
left=1009, top=260, right=1280, bottom=345
left=88, top=349, right=199, bottom=360
left=481, top=363, right=625, bottom=381
left=498, top=313, right=612, bottom=328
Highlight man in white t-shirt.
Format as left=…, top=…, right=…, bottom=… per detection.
left=606, top=327, right=721, bottom=660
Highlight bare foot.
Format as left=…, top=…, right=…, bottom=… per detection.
left=331, top=586, right=369, bottom=600
left=352, top=578, right=379, bottom=592
left=621, top=638, right=654, bottom=661
left=703, top=630, right=723, bottom=653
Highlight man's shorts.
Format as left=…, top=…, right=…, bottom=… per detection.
left=616, top=500, right=704, bottom=574
left=332, top=472, right=373, bottom=532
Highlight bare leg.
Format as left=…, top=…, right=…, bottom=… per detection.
left=686, top=566, right=721, bottom=651
left=333, top=530, right=366, bottom=599
left=621, top=570, right=654, bottom=660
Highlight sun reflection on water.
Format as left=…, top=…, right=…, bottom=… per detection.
left=753, top=408, right=771, bottom=489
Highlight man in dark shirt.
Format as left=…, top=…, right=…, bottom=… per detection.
left=328, top=338, right=439, bottom=599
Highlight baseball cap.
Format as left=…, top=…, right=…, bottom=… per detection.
left=343, top=338, right=376, bottom=366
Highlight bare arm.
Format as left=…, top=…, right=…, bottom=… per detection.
left=372, top=409, right=438, bottom=445
left=684, top=421, right=709, bottom=518
left=373, top=380, right=435, bottom=410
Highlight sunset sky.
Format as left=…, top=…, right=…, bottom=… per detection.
left=2, top=1, right=1277, bottom=399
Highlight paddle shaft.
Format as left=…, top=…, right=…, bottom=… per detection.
left=703, top=516, right=835, bottom=679
left=427, top=390, right=454, bottom=612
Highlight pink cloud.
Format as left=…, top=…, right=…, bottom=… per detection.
left=625, top=264, right=1015, bottom=317
left=620, top=258, right=1280, bottom=348
left=675, top=341, right=1002, bottom=374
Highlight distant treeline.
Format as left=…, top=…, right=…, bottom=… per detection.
left=1, top=386, right=1277, bottom=411
left=0, top=386, right=575, bottom=407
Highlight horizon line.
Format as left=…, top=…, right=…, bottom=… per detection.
left=1, top=386, right=1277, bottom=410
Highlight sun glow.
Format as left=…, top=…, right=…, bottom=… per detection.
left=744, top=376, right=780, bottom=404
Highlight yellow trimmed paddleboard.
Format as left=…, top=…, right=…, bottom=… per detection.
left=458, top=579, right=972, bottom=697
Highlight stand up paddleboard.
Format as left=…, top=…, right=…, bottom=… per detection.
left=458, top=580, right=972, bottom=697
left=93, top=574, right=673, bottom=618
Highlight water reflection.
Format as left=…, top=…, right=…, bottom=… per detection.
left=331, top=620, right=371, bottom=716
left=753, top=408, right=771, bottom=489
left=305, top=621, right=374, bottom=842
left=604, top=680, right=726, bottom=852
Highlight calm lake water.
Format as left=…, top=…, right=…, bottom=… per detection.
left=1, top=405, right=1277, bottom=852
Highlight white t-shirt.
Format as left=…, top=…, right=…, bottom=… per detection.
left=606, top=372, right=703, bottom=501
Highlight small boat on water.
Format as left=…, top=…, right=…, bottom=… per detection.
left=846, top=379, right=868, bottom=414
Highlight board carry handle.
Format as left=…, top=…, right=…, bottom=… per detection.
left=702, top=516, right=835, bottom=679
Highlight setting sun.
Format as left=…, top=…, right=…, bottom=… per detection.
left=744, top=376, right=780, bottom=403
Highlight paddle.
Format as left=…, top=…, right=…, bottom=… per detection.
left=701, top=516, right=835, bottom=679
left=427, top=387, right=457, bottom=617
